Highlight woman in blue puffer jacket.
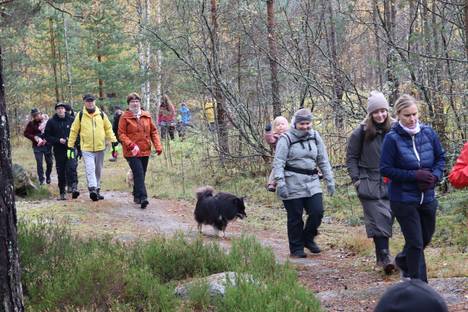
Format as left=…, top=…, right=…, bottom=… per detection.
left=380, top=94, right=445, bottom=282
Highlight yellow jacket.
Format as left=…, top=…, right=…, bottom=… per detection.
left=68, top=106, right=117, bottom=152
left=203, top=101, right=216, bottom=123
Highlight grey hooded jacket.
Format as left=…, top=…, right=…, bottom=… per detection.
left=273, top=128, right=334, bottom=200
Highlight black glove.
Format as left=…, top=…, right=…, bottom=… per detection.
left=77, top=149, right=82, bottom=160
left=265, top=123, right=272, bottom=132
left=112, top=142, right=119, bottom=148
left=415, top=169, right=436, bottom=191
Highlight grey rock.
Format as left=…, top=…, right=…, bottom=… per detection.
left=175, top=271, right=257, bottom=299
left=13, top=163, right=37, bottom=196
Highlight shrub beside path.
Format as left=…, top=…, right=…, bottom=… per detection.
left=17, top=191, right=467, bottom=311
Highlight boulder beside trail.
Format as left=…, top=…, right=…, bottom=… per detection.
left=13, top=163, right=37, bottom=196
left=175, top=272, right=257, bottom=299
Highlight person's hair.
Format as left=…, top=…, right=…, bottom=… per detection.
left=160, top=94, right=172, bottom=106
left=127, top=92, right=141, bottom=104
left=394, top=94, right=418, bottom=116
left=363, top=113, right=392, bottom=142
left=272, top=116, right=289, bottom=133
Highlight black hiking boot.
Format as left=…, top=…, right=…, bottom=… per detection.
left=140, top=198, right=149, bottom=209
left=58, top=193, right=66, bottom=201
left=377, top=249, right=395, bottom=275
left=96, top=188, right=104, bottom=200
left=290, top=250, right=307, bottom=258
left=71, top=184, right=80, bottom=199
left=89, top=187, right=99, bottom=202
left=46, top=177, right=51, bottom=184
left=394, top=254, right=410, bottom=280
left=305, top=241, right=321, bottom=254
left=134, top=197, right=141, bottom=204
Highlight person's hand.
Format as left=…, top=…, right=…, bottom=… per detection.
left=277, top=181, right=289, bottom=198
left=327, top=184, right=336, bottom=196
left=415, top=169, right=437, bottom=191
left=67, top=148, right=75, bottom=159
left=59, top=138, right=67, bottom=144
left=112, top=142, right=119, bottom=148
left=77, top=149, right=82, bottom=160
left=265, top=123, right=272, bottom=132
left=130, top=144, right=140, bottom=156
left=156, top=148, right=162, bottom=156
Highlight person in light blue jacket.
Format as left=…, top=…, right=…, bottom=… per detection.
left=380, top=94, right=445, bottom=282
left=273, top=108, right=335, bottom=258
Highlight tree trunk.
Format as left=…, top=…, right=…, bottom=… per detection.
left=326, top=1, right=344, bottom=129
left=63, top=13, right=73, bottom=103
left=210, top=0, right=229, bottom=158
left=96, top=40, right=104, bottom=99
left=155, top=0, right=162, bottom=115
left=48, top=17, right=60, bottom=103
left=383, top=0, right=399, bottom=104
left=464, top=0, right=468, bottom=58
left=138, top=0, right=152, bottom=110
left=372, top=0, right=383, bottom=90
left=0, top=45, right=25, bottom=312
left=266, top=0, right=281, bottom=117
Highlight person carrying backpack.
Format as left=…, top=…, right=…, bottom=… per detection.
left=44, top=102, right=80, bottom=200
left=67, top=94, right=117, bottom=201
left=346, top=91, right=395, bottom=274
left=273, top=108, right=335, bottom=258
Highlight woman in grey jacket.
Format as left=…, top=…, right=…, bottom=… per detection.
left=273, top=108, right=335, bottom=258
left=346, top=91, right=395, bottom=274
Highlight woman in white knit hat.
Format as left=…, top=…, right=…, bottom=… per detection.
left=346, top=91, right=395, bottom=274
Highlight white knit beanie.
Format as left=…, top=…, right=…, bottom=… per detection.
left=367, top=91, right=389, bottom=114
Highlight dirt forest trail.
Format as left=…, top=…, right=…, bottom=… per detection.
left=17, top=190, right=467, bottom=312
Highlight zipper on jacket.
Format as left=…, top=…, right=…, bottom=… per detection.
left=412, top=136, right=424, bottom=204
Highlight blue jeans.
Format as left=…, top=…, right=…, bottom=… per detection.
left=391, top=200, right=437, bottom=282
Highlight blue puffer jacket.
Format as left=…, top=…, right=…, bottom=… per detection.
left=380, top=123, right=445, bottom=204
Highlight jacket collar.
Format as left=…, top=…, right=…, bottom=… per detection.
left=122, top=110, right=151, bottom=119
left=393, top=122, right=427, bottom=138
left=82, top=105, right=102, bottom=117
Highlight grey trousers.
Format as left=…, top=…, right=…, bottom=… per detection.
left=82, top=150, right=105, bottom=189
left=360, top=198, right=394, bottom=238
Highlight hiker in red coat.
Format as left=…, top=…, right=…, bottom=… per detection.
left=448, top=142, right=468, bottom=189
left=24, top=108, right=53, bottom=185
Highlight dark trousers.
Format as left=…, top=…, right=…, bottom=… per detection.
left=54, top=148, right=78, bottom=194
left=33, top=146, right=53, bottom=183
left=391, top=200, right=437, bottom=282
left=126, top=156, right=149, bottom=200
left=283, top=193, right=324, bottom=253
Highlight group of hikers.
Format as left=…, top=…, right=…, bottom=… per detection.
left=23, top=93, right=191, bottom=208
left=263, top=91, right=467, bottom=286
left=23, top=90, right=467, bottom=309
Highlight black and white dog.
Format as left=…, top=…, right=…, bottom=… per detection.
left=194, top=186, right=247, bottom=237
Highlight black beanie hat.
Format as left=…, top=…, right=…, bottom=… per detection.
left=374, top=280, right=448, bottom=312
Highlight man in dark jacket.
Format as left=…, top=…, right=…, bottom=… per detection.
left=44, top=103, right=80, bottom=200
left=23, top=108, right=53, bottom=185
left=109, top=105, right=123, bottom=162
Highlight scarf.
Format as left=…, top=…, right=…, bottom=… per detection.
left=399, top=121, right=420, bottom=136
left=130, top=107, right=142, bottom=119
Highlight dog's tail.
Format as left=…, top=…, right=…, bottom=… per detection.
left=196, top=186, right=215, bottom=200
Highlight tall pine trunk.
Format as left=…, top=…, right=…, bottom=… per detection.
left=0, top=45, right=24, bottom=312
left=266, top=0, right=281, bottom=117
left=48, top=18, right=60, bottom=103
left=210, top=0, right=229, bottom=158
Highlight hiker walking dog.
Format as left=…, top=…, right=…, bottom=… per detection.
left=273, top=108, right=335, bottom=258
left=67, top=94, right=117, bottom=201
left=118, top=92, right=162, bottom=209
left=346, top=91, right=395, bottom=274
left=24, top=108, right=53, bottom=185
left=380, top=94, right=445, bottom=282
left=44, top=102, right=80, bottom=200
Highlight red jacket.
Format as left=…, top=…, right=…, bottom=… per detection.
left=118, top=110, right=162, bottom=158
left=448, top=142, right=468, bottom=189
left=158, top=104, right=175, bottom=123
left=23, top=120, right=43, bottom=147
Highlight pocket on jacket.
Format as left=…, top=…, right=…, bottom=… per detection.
left=357, top=178, right=380, bottom=200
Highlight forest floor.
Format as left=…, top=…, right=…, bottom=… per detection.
left=17, top=187, right=467, bottom=311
